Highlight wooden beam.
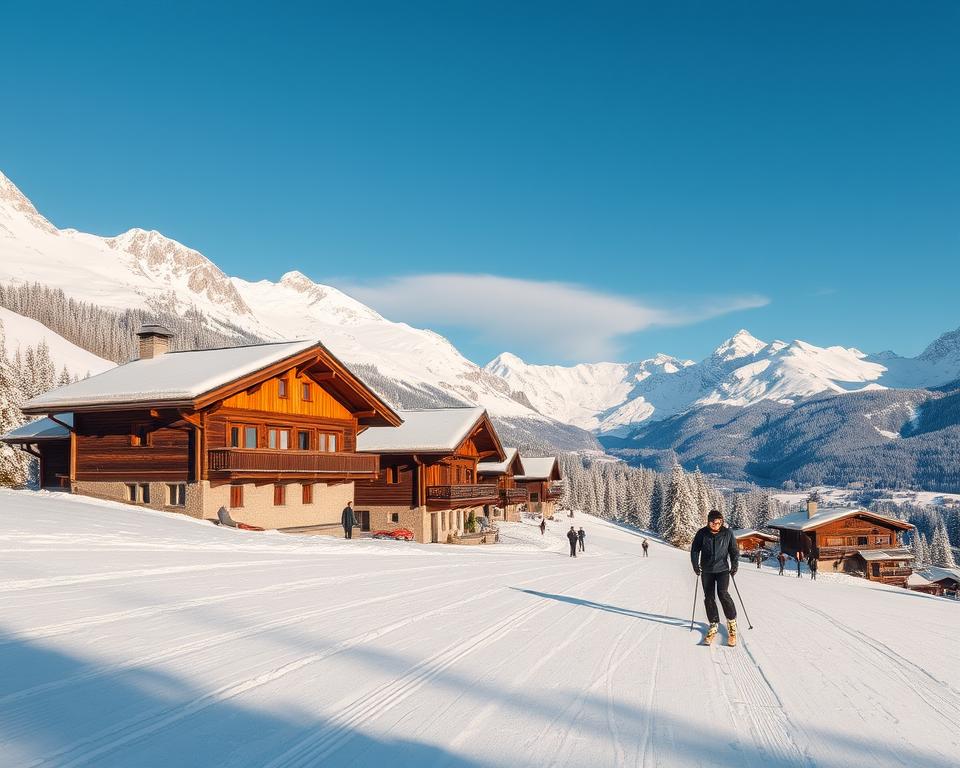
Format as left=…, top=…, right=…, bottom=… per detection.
left=245, top=381, right=263, bottom=397
left=352, top=410, right=377, bottom=419
left=177, top=410, right=202, bottom=428
left=312, top=372, right=337, bottom=382
left=296, top=357, right=324, bottom=377
left=48, top=414, right=74, bottom=432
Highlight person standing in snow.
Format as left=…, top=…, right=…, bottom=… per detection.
left=540, top=518, right=546, bottom=536
left=691, top=510, right=740, bottom=646
left=809, top=546, right=819, bottom=580
left=341, top=502, right=356, bottom=540
left=777, top=551, right=787, bottom=575
left=642, top=539, right=649, bottom=557
left=567, top=526, right=579, bottom=557
left=577, top=526, right=585, bottom=552
left=754, top=550, right=763, bottom=569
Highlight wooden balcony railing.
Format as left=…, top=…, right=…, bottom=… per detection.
left=426, top=484, right=499, bottom=506
left=879, top=567, right=913, bottom=577
left=208, top=449, right=378, bottom=476
left=501, top=487, right=529, bottom=504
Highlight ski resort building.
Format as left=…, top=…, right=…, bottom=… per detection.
left=766, top=497, right=915, bottom=587
left=477, top=447, right=528, bottom=523
left=906, top=567, right=960, bottom=598
left=353, top=407, right=507, bottom=543
left=513, top=456, right=563, bottom=520
left=2, top=325, right=402, bottom=530
left=732, top=528, right=779, bottom=554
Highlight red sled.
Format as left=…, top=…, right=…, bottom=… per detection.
left=237, top=522, right=265, bottom=531
left=372, top=528, right=415, bottom=541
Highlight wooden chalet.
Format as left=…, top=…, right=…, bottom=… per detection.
left=766, top=497, right=915, bottom=587
left=907, top=567, right=960, bottom=598
left=732, top=528, right=778, bottom=554
left=477, top=447, right=528, bottom=522
left=353, top=407, right=507, bottom=543
left=3, top=325, right=401, bottom=530
left=513, top=456, right=563, bottom=520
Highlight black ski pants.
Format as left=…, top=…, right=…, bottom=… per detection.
left=701, top=571, right=736, bottom=624
left=569, top=541, right=577, bottom=557
left=343, top=525, right=353, bottom=540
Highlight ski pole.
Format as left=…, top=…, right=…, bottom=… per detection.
left=690, top=575, right=699, bottom=631
left=730, top=573, right=753, bottom=629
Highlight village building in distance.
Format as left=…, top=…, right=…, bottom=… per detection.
left=732, top=528, right=779, bottom=556
left=766, top=496, right=915, bottom=588
left=513, top=456, right=563, bottom=520
left=353, top=407, right=508, bottom=543
left=2, top=325, right=402, bottom=530
left=477, top=447, right=528, bottom=523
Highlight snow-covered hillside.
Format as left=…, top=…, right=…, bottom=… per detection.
left=0, top=307, right=114, bottom=378
left=491, top=329, right=960, bottom=435
left=0, top=170, right=595, bottom=450
left=1, top=489, right=958, bottom=767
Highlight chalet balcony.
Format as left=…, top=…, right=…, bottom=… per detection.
left=500, top=487, right=529, bottom=504
left=426, top=483, right=500, bottom=507
left=207, top=449, right=378, bottom=478
left=545, top=482, right=565, bottom=500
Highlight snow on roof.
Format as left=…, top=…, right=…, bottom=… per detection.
left=856, top=548, right=914, bottom=562
left=918, top=566, right=960, bottom=584
left=22, top=340, right=318, bottom=411
left=732, top=528, right=778, bottom=541
left=357, top=407, right=486, bottom=453
left=515, top=456, right=559, bottom=481
left=0, top=414, right=72, bottom=442
left=765, top=506, right=913, bottom=532
left=477, top=447, right=520, bottom=475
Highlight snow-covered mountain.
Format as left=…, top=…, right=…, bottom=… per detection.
left=0, top=307, right=114, bottom=378
left=488, top=328, right=960, bottom=435
left=0, top=170, right=595, bottom=450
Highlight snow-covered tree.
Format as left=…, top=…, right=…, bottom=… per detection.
left=665, top=464, right=699, bottom=547
left=929, top=517, right=957, bottom=568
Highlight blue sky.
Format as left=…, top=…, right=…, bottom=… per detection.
left=2, top=2, right=958, bottom=364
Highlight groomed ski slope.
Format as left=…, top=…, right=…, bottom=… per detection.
left=0, top=490, right=957, bottom=767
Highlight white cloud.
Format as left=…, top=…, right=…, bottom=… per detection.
left=339, top=273, right=769, bottom=361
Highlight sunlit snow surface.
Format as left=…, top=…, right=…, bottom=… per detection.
left=1, top=489, right=957, bottom=767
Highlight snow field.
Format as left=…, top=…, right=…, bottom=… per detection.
left=0, top=490, right=958, bottom=767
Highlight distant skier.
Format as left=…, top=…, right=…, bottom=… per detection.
left=642, top=539, right=649, bottom=557
left=540, top=518, right=546, bottom=536
left=754, top=550, right=764, bottom=569
left=777, top=551, right=787, bottom=575
left=567, top=526, right=579, bottom=557
left=809, top=546, right=819, bottom=581
left=691, top=510, right=740, bottom=646
left=341, top=502, right=356, bottom=540
left=577, top=527, right=585, bottom=552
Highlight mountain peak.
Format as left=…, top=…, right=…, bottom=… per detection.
left=713, top=329, right=766, bottom=361
left=0, top=169, right=58, bottom=234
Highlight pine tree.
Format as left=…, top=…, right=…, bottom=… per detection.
left=929, top=517, right=957, bottom=568
left=729, top=493, right=748, bottom=529
left=666, top=464, right=699, bottom=547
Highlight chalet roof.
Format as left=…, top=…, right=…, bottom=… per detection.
left=477, top=447, right=523, bottom=476
left=856, top=548, right=914, bottom=562
left=0, top=414, right=72, bottom=443
left=916, top=566, right=960, bottom=584
left=19, top=340, right=401, bottom=426
left=515, top=456, right=561, bottom=482
left=356, top=407, right=503, bottom=457
left=765, top=506, right=913, bottom=533
left=732, top=528, right=778, bottom=541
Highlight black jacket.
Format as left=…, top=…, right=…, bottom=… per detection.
left=577, top=530, right=585, bottom=542
left=567, top=529, right=579, bottom=544
left=690, top=526, right=739, bottom=574
left=341, top=506, right=356, bottom=527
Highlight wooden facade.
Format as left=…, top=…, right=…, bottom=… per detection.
left=16, top=339, right=400, bottom=530
left=477, top=449, right=529, bottom=522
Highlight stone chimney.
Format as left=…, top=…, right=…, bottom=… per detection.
left=136, top=323, right=174, bottom=360
left=806, top=493, right=819, bottom=519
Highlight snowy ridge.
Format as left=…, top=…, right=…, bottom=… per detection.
left=0, top=307, right=114, bottom=378
left=0, top=170, right=596, bottom=450
left=490, top=328, right=960, bottom=435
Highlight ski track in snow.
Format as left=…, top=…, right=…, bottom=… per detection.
left=2, top=491, right=960, bottom=767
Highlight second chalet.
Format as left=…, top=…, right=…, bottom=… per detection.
left=3, top=325, right=401, bottom=530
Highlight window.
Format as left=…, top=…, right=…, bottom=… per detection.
left=268, top=428, right=291, bottom=450
left=167, top=484, right=186, bottom=506
left=230, top=426, right=240, bottom=448
left=857, top=536, right=868, bottom=546
left=274, top=483, right=285, bottom=506
left=301, top=382, right=312, bottom=401
left=302, top=483, right=313, bottom=504
left=127, top=484, right=138, bottom=502
left=874, top=536, right=889, bottom=545
left=318, top=432, right=339, bottom=453
left=244, top=426, right=258, bottom=448
left=297, top=430, right=311, bottom=451
left=139, top=484, right=150, bottom=504
left=391, top=512, right=399, bottom=523
left=130, top=424, right=151, bottom=447
left=872, top=563, right=881, bottom=577
left=466, top=469, right=473, bottom=483
left=386, top=466, right=398, bottom=485
left=278, top=378, right=288, bottom=398
left=230, top=485, right=244, bottom=508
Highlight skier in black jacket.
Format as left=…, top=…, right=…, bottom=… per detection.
left=577, top=527, right=585, bottom=552
left=567, top=526, right=579, bottom=557
left=691, top=510, right=740, bottom=646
